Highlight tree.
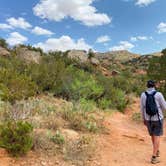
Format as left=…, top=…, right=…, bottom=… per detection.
left=148, top=49, right=166, bottom=96
left=88, top=49, right=95, bottom=59
left=0, top=38, right=8, bottom=48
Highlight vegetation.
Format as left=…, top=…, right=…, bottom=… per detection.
left=0, top=38, right=8, bottom=48
left=0, top=121, right=33, bottom=156
left=0, top=38, right=161, bottom=161
left=148, top=49, right=166, bottom=97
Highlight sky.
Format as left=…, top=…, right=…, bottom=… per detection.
left=0, top=0, right=166, bottom=54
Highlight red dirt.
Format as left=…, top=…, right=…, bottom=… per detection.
left=96, top=98, right=166, bottom=166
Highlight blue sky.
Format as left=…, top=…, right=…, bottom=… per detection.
left=0, top=0, right=166, bottom=54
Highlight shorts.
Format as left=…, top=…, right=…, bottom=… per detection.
left=146, top=119, right=164, bottom=136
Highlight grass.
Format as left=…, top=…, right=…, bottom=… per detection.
left=132, top=112, right=142, bottom=122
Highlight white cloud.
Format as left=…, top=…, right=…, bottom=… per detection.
left=157, top=22, right=166, bottom=34
left=96, top=35, right=111, bottom=43
left=135, top=0, right=156, bottom=7
left=6, top=32, right=28, bottom=46
left=110, top=41, right=134, bottom=51
left=0, top=23, right=13, bottom=30
left=32, top=26, right=54, bottom=36
left=33, top=0, right=111, bottom=26
left=34, top=35, right=92, bottom=52
left=130, top=36, right=149, bottom=42
left=6, top=17, right=32, bottom=29
left=130, top=37, right=137, bottom=42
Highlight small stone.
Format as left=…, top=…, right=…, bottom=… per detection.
left=41, top=161, right=47, bottom=166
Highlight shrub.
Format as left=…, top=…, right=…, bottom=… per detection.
left=98, top=98, right=112, bottom=110
left=62, top=66, right=104, bottom=101
left=110, top=88, right=127, bottom=112
left=64, top=135, right=95, bottom=165
left=61, top=102, right=103, bottom=133
left=0, top=121, right=33, bottom=156
left=0, top=38, right=8, bottom=48
left=132, top=112, right=142, bottom=122
left=85, top=121, right=98, bottom=133
left=95, top=74, right=128, bottom=111
left=148, top=49, right=166, bottom=97
left=0, top=56, right=28, bottom=75
left=50, top=130, right=65, bottom=145
left=28, top=56, right=66, bottom=93
left=33, top=130, right=60, bottom=155
left=0, top=69, right=37, bottom=103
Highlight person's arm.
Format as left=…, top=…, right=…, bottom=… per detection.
left=158, top=93, right=166, bottom=111
left=140, top=93, right=146, bottom=125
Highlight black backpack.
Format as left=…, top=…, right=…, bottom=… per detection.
left=145, top=91, right=159, bottom=116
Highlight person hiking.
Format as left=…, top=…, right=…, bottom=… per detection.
left=140, top=80, right=166, bottom=164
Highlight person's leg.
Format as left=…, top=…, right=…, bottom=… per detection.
left=152, top=136, right=160, bottom=157
left=151, top=135, right=154, bottom=146
left=151, top=135, right=160, bottom=164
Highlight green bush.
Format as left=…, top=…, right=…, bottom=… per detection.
left=0, top=69, right=37, bottom=103
left=110, top=88, right=127, bottom=112
left=96, top=75, right=128, bottom=111
left=0, top=38, right=8, bottom=48
left=85, top=121, right=98, bottom=133
left=148, top=49, right=166, bottom=97
left=62, top=66, right=104, bottom=101
left=0, top=56, right=28, bottom=75
left=98, top=98, right=112, bottom=110
left=0, top=121, right=33, bottom=156
left=50, top=130, right=65, bottom=145
left=28, top=56, right=66, bottom=93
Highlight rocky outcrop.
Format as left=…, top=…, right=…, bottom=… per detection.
left=90, top=57, right=100, bottom=66
left=15, top=47, right=41, bottom=63
left=0, top=46, right=10, bottom=56
left=67, top=50, right=88, bottom=63
left=95, top=50, right=140, bottom=67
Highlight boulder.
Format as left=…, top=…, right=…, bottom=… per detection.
left=90, top=57, right=100, bottom=66
left=15, top=47, right=41, bottom=63
left=0, top=46, right=10, bottom=56
left=67, top=50, right=88, bottom=63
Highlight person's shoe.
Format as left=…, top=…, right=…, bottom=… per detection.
left=151, top=156, right=160, bottom=164
left=156, top=150, right=160, bottom=157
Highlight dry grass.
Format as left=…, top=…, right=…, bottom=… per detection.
left=64, top=135, right=96, bottom=166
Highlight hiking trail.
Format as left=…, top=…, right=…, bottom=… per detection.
left=96, top=98, right=166, bottom=166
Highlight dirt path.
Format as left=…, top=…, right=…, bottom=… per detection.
left=97, top=98, right=166, bottom=166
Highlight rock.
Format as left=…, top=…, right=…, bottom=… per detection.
left=67, top=50, right=88, bottom=63
left=0, top=46, right=10, bottom=56
left=41, top=161, right=47, bottom=166
left=90, top=57, right=100, bottom=66
left=15, top=47, right=41, bottom=63
left=111, top=70, right=120, bottom=76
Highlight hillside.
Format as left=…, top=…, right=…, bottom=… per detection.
left=95, top=50, right=140, bottom=63
left=0, top=42, right=165, bottom=166
left=124, top=51, right=163, bottom=70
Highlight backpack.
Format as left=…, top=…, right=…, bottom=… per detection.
left=145, top=91, right=158, bottom=116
